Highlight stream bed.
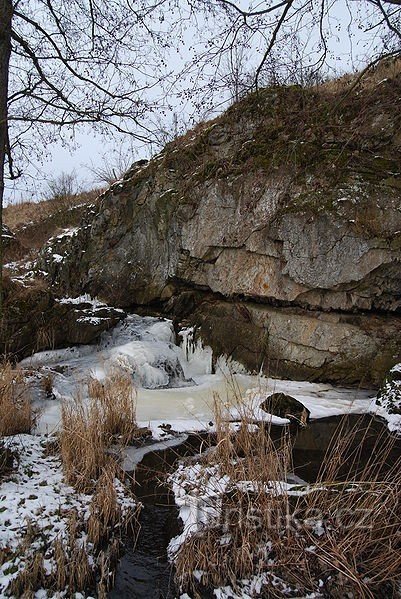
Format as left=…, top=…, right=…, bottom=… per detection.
left=16, top=311, right=398, bottom=598
left=110, top=414, right=401, bottom=599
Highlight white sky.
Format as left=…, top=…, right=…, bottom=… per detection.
left=4, top=1, right=383, bottom=205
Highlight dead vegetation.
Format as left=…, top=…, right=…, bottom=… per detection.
left=87, top=372, right=138, bottom=444
left=4, top=188, right=100, bottom=232
left=60, top=369, right=138, bottom=492
left=8, top=512, right=93, bottom=597
left=2, top=369, right=140, bottom=598
left=0, top=362, right=35, bottom=436
left=174, top=398, right=401, bottom=597
left=320, top=55, right=401, bottom=95
left=3, top=188, right=101, bottom=261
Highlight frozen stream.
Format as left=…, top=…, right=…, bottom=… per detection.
left=19, top=313, right=375, bottom=437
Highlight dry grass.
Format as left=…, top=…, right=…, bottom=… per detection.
left=40, top=371, right=54, bottom=397
left=57, top=371, right=140, bottom=595
left=9, top=511, right=93, bottom=597
left=3, top=189, right=100, bottom=232
left=8, top=552, right=46, bottom=598
left=53, top=511, right=93, bottom=592
left=60, top=370, right=138, bottom=492
left=320, top=55, right=401, bottom=95
left=6, top=477, right=137, bottom=597
left=174, top=398, right=401, bottom=597
left=87, top=462, right=124, bottom=548
left=87, top=371, right=138, bottom=444
left=3, top=188, right=102, bottom=258
left=60, top=394, right=107, bottom=491
left=0, top=362, right=35, bottom=436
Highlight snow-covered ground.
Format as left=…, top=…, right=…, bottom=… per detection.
left=0, top=435, right=135, bottom=597
left=375, top=363, right=401, bottom=433
left=18, top=312, right=378, bottom=439
left=169, top=461, right=320, bottom=599
left=2, top=307, right=399, bottom=598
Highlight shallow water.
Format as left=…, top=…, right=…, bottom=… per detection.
left=111, top=434, right=209, bottom=599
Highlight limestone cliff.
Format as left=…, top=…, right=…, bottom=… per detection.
left=40, top=76, right=401, bottom=385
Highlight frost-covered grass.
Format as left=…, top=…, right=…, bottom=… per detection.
left=169, top=399, right=401, bottom=598
left=0, top=434, right=137, bottom=597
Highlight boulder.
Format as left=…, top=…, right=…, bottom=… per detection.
left=260, top=392, right=310, bottom=424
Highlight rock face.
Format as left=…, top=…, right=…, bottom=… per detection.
left=40, top=78, right=401, bottom=385
left=1, top=278, right=125, bottom=359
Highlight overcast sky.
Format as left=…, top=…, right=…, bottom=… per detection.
left=4, top=0, right=383, bottom=205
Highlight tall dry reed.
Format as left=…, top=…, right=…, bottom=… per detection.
left=60, top=369, right=138, bottom=492
left=174, top=397, right=401, bottom=597
left=0, top=362, right=35, bottom=436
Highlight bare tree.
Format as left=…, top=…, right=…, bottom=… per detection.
left=218, top=45, right=252, bottom=103
left=46, top=171, right=79, bottom=203
left=210, top=0, right=401, bottom=89
left=178, top=0, right=401, bottom=116
left=0, top=1, right=12, bottom=316
left=0, top=0, right=178, bottom=315
left=1, top=0, right=401, bottom=317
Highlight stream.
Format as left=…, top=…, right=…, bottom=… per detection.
left=110, top=414, right=401, bottom=599
left=17, top=312, right=395, bottom=598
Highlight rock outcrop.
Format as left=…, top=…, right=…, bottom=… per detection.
left=40, top=76, right=401, bottom=385
left=1, top=278, right=125, bottom=359
left=260, top=393, right=310, bottom=424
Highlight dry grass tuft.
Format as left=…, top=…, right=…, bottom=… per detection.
left=52, top=512, right=93, bottom=593
left=0, top=362, right=35, bottom=436
left=174, top=399, right=401, bottom=597
left=60, top=370, right=138, bottom=492
left=96, top=538, right=121, bottom=598
left=87, top=462, right=122, bottom=548
left=40, top=371, right=55, bottom=397
left=39, top=511, right=94, bottom=594
left=60, top=394, right=108, bottom=492
left=8, top=552, right=46, bottom=598
left=87, top=371, right=138, bottom=444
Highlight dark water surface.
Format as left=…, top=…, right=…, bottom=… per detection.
left=110, top=435, right=207, bottom=598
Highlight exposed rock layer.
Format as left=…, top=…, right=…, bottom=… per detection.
left=40, top=79, right=401, bottom=385
left=1, top=278, right=125, bottom=359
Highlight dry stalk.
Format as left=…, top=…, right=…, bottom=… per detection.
left=174, top=395, right=401, bottom=597
left=0, top=362, right=35, bottom=436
